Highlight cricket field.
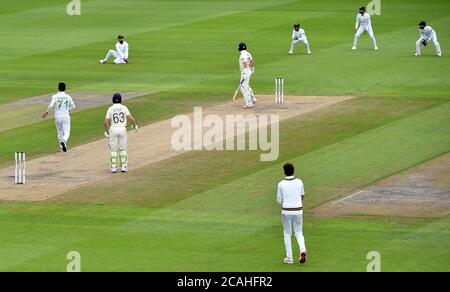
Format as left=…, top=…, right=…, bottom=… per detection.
left=0, top=0, right=449, bottom=272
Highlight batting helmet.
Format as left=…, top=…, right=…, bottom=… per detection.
left=238, top=42, right=247, bottom=51
left=112, top=93, right=122, bottom=104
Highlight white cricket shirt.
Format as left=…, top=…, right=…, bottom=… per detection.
left=48, top=91, right=76, bottom=118
left=419, top=26, right=435, bottom=41
left=115, top=41, right=129, bottom=59
left=239, top=50, right=253, bottom=73
left=292, top=29, right=307, bottom=40
left=277, top=176, right=305, bottom=215
left=356, top=13, right=372, bottom=29
left=105, top=104, right=131, bottom=128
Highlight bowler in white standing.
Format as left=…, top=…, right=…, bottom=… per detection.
left=289, top=23, right=311, bottom=54
left=42, top=82, right=76, bottom=152
left=277, top=163, right=307, bottom=264
left=352, top=6, right=378, bottom=50
left=238, top=42, right=257, bottom=109
left=415, top=21, right=441, bottom=57
left=104, top=93, right=138, bottom=173
left=99, top=35, right=129, bottom=64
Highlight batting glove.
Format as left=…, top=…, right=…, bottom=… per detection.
left=132, top=124, right=138, bottom=133
left=104, top=131, right=110, bottom=138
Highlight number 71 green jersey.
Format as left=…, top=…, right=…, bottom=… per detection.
left=49, top=92, right=76, bottom=117
left=106, top=104, right=131, bottom=127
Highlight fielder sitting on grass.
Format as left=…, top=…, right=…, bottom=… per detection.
left=42, top=82, right=76, bottom=152
left=277, top=162, right=307, bottom=265
left=99, top=35, right=129, bottom=64
left=289, top=23, right=311, bottom=54
left=104, top=93, right=138, bottom=173
left=415, top=21, right=441, bottom=57
left=238, top=42, right=257, bottom=109
left=352, top=6, right=378, bottom=51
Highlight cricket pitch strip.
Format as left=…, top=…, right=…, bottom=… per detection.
left=0, top=95, right=354, bottom=201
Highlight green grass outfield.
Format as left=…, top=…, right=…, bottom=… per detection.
left=0, top=0, right=449, bottom=271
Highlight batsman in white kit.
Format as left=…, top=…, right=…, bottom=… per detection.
left=352, top=6, right=378, bottom=50
left=238, top=42, right=257, bottom=109
left=415, top=21, right=441, bottom=57
left=42, top=82, right=76, bottom=152
left=288, top=23, right=311, bottom=54
left=99, top=35, right=129, bottom=64
left=104, top=93, right=138, bottom=173
left=277, top=163, right=307, bottom=264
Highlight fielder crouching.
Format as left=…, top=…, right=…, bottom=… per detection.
left=277, top=162, right=307, bottom=265
left=104, top=93, right=138, bottom=173
left=415, top=21, right=441, bottom=57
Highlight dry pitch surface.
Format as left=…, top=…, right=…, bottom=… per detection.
left=313, top=153, right=450, bottom=218
left=0, top=95, right=354, bottom=201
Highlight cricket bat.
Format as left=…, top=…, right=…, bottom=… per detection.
left=232, top=85, right=240, bottom=101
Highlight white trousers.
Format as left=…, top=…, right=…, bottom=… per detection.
left=103, top=50, right=126, bottom=64
left=282, top=214, right=306, bottom=258
left=290, top=38, right=310, bottom=53
left=55, top=115, right=71, bottom=144
left=239, top=70, right=256, bottom=105
left=416, top=33, right=441, bottom=55
left=109, top=127, right=128, bottom=168
left=354, top=26, right=377, bottom=48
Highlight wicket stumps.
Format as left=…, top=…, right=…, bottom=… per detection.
left=275, top=77, right=284, bottom=104
left=15, top=152, right=26, bottom=184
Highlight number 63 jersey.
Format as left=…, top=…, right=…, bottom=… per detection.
left=105, top=103, right=131, bottom=128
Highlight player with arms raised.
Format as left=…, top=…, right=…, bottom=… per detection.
left=104, top=93, right=138, bottom=173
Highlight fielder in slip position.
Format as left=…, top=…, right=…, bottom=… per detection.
left=238, top=42, right=257, bottom=109
left=42, top=82, right=76, bottom=152
left=415, top=21, right=441, bottom=57
left=277, top=163, right=307, bottom=265
left=352, top=6, right=378, bottom=51
left=104, top=93, right=138, bottom=173
left=289, top=23, right=311, bottom=54
left=99, top=35, right=129, bottom=64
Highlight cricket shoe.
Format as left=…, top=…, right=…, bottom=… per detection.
left=414, top=53, right=421, bottom=57
left=242, top=103, right=254, bottom=109
left=300, top=251, right=307, bottom=264
left=121, top=166, right=128, bottom=173
left=252, top=97, right=258, bottom=104
left=110, top=166, right=117, bottom=173
left=437, top=53, right=442, bottom=57
left=60, top=141, right=67, bottom=152
left=288, top=51, right=293, bottom=54
left=99, top=59, right=106, bottom=64
left=283, top=257, right=294, bottom=264
left=374, top=46, right=379, bottom=50
left=307, top=50, right=312, bottom=54
left=351, top=46, right=357, bottom=50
